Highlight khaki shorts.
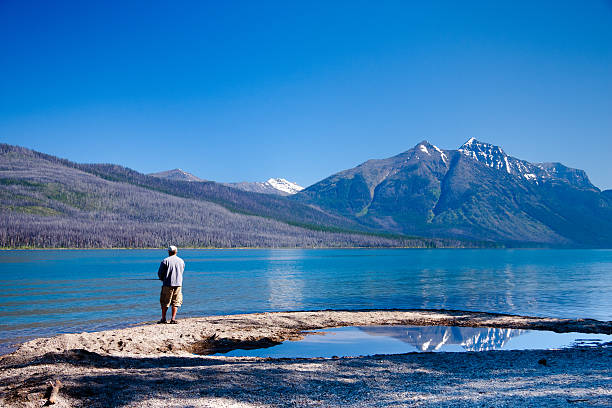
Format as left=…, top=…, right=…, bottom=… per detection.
left=160, top=286, right=183, bottom=307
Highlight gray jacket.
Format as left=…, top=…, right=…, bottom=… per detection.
left=157, top=255, right=185, bottom=287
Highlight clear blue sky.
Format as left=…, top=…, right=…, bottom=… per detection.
left=1, top=1, right=611, bottom=189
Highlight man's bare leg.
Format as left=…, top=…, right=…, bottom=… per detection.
left=161, top=306, right=168, bottom=322
left=171, top=306, right=178, bottom=321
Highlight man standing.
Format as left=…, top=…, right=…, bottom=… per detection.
left=157, top=245, right=185, bottom=324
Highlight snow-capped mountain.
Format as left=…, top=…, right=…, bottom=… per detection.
left=458, top=138, right=595, bottom=189
left=225, top=178, right=304, bottom=196
left=360, top=326, right=525, bottom=352
left=3, top=141, right=612, bottom=247
left=148, top=168, right=204, bottom=182
left=265, top=178, right=304, bottom=195
left=149, top=168, right=304, bottom=195
left=295, top=138, right=612, bottom=246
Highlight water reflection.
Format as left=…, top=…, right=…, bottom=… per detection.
left=360, top=326, right=525, bottom=352
left=220, top=325, right=612, bottom=358
left=265, top=250, right=305, bottom=311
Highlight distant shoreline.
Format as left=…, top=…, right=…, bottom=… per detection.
left=0, top=245, right=603, bottom=250
left=0, top=245, right=481, bottom=250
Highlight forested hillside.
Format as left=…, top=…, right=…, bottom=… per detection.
left=7, top=145, right=362, bottom=231
left=0, top=144, right=465, bottom=248
left=7, top=140, right=604, bottom=248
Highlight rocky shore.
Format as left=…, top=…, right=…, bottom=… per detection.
left=1, top=309, right=611, bottom=407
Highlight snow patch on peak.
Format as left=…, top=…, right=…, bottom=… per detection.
left=224, top=178, right=304, bottom=195
left=458, top=139, right=509, bottom=172
left=264, top=178, right=304, bottom=195
left=418, top=145, right=430, bottom=155
left=432, top=144, right=448, bottom=164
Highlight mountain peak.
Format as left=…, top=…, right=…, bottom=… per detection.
left=265, top=178, right=304, bottom=194
left=413, top=140, right=431, bottom=154
left=462, top=137, right=477, bottom=146
left=458, top=139, right=510, bottom=173
left=457, top=140, right=596, bottom=189
left=461, top=137, right=481, bottom=147
left=459, top=138, right=502, bottom=152
left=408, top=140, right=449, bottom=164
left=224, top=178, right=304, bottom=196
left=148, top=168, right=203, bottom=182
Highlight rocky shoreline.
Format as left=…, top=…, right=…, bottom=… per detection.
left=1, top=309, right=611, bottom=407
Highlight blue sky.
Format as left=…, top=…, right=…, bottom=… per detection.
left=1, top=1, right=611, bottom=189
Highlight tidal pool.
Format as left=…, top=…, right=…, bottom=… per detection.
left=216, top=325, right=612, bottom=358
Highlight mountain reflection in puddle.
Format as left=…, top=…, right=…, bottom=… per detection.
left=217, top=326, right=612, bottom=358
left=360, top=326, right=524, bottom=352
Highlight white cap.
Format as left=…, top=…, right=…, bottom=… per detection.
left=168, top=245, right=177, bottom=252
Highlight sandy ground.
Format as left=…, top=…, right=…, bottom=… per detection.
left=1, top=309, right=611, bottom=407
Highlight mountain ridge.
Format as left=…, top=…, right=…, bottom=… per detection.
left=293, top=139, right=612, bottom=247
left=0, top=143, right=467, bottom=248
left=2, top=141, right=611, bottom=248
left=149, top=168, right=204, bottom=182
left=149, top=168, right=304, bottom=196
left=224, top=178, right=304, bottom=196
left=458, top=138, right=596, bottom=190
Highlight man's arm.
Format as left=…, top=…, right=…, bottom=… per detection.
left=157, top=261, right=166, bottom=281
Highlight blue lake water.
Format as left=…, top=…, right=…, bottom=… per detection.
left=1, top=249, right=611, bottom=353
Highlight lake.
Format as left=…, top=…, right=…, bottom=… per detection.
left=1, top=249, right=611, bottom=354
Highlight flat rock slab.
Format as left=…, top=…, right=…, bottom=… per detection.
left=1, top=309, right=611, bottom=407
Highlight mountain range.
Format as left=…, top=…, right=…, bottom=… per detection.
left=150, top=169, right=304, bottom=196
left=0, top=144, right=453, bottom=248
left=1, top=139, right=611, bottom=248
left=295, top=139, right=612, bottom=247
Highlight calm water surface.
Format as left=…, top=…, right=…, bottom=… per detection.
left=217, top=326, right=612, bottom=358
left=1, top=249, right=611, bottom=353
